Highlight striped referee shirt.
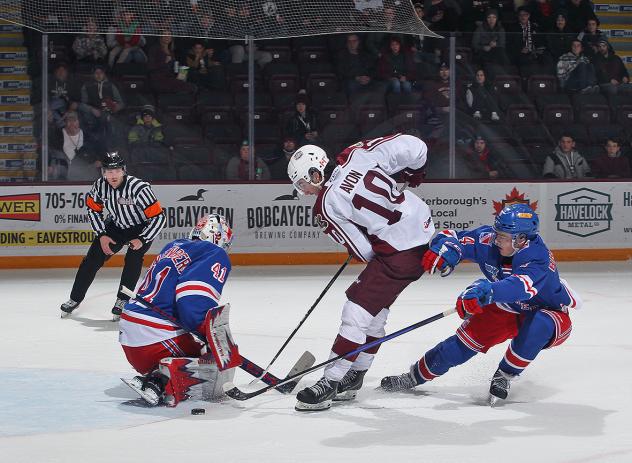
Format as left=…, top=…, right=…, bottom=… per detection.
left=86, top=175, right=166, bottom=243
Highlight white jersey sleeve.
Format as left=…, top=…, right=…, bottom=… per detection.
left=337, top=133, right=427, bottom=175
left=315, top=134, right=434, bottom=257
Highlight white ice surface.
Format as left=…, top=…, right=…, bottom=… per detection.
left=1, top=262, right=631, bottom=463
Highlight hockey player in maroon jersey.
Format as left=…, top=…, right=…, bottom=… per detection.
left=287, top=134, right=433, bottom=411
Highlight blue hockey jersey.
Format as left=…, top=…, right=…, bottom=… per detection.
left=119, top=239, right=231, bottom=347
left=435, top=226, right=581, bottom=314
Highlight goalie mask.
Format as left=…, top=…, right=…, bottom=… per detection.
left=287, top=144, right=329, bottom=194
left=190, top=214, right=233, bottom=251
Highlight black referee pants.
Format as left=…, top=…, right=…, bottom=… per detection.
left=70, top=222, right=152, bottom=304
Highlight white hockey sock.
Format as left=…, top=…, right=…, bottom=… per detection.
left=324, top=352, right=353, bottom=382
left=351, top=352, right=375, bottom=371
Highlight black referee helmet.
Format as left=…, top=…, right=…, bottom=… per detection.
left=103, top=151, right=126, bottom=170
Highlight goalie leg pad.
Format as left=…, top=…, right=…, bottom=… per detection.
left=158, top=356, right=236, bottom=407
left=200, top=304, right=241, bottom=371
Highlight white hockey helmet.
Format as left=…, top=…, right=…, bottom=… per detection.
left=189, top=214, right=233, bottom=251
left=287, top=144, right=329, bottom=194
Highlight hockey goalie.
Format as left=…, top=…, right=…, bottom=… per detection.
left=118, top=214, right=240, bottom=407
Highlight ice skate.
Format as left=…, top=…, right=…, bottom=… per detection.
left=121, top=374, right=166, bottom=407
left=488, top=368, right=514, bottom=406
left=380, top=370, right=419, bottom=392
left=111, top=298, right=126, bottom=321
left=295, top=377, right=338, bottom=411
left=334, top=369, right=366, bottom=401
left=60, top=299, right=80, bottom=318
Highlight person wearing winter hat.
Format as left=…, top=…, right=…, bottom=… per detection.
left=286, top=95, right=319, bottom=145
left=128, top=104, right=166, bottom=147
left=472, top=8, right=510, bottom=66
left=268, top=136, right=299, bottom=180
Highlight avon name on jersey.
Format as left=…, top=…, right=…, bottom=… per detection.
left=339, top=170, right=363, bottom=194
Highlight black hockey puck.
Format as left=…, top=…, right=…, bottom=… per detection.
left=191, top=408, right=205, bottom=415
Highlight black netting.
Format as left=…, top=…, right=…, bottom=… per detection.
left=1, top=0, right=438, bottom=39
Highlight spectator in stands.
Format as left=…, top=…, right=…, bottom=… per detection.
left=546, top=13, right=576, bottom=62
left=423, top=0, right=459, bottom=60
left=564, top=0, right=597, bottom=33
left=378, top=36, right=416, bottom=94
left=225, top=141, right=271, bottom=181
left=286, top=95, right=319, bottom=145
left=425, top=62, right=459, bottom=139
left=507, top=7, right=546, bottom=74
left=106, top=8, right=147, bottom=68
left=556, top=40, right=598, bottom=93
left=49, top=62, right=80, bottom=128
left=542, top=134, right=592, bottom=179
left=186, top=41, right=225, bottom=90
left=578, top=18, right=609, bottom=60
left=365, top=4, right=400, bottom=59
left=72, top=17, right=108, bottom=64
left=462, top=0, right=502, bottom=28
left=426, top=62, right=452, bottom=114
left=591, top=138, right=632, bottom=178
left=593, top=39, right=632, bottom=96
left=424, top=0, right=460, bottom=33
left=336, top=33, right=379, bottom=94
left=268, top=137, right=298, bottom=180
left=464, top=134, right=502, bottom=178
left=147, top=30, right=196, bottom=94
left=49, top=111, right=101, bottom=181
left=409, top=3, right=439, bottom=64
left=465, top=68, right=500, bottom=122
left=526, top=0, right=556, bottom=32
left=79, top=65, right=124, bottom=138
left=128, top=105, right=166, bottom=147
left=472, top=9, right=509, bottom=67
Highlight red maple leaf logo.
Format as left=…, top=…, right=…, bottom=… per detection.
left=492, top=187, right=538, bottom=216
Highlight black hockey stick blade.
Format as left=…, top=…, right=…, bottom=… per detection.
left=276, top=351, right=316, bottom=394
left=223, top=308, right=456, bottom=401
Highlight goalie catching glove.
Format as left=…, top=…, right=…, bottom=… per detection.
left=422, top=240, right=462, bottom=276
left=456, top=279, right=493, bottom=319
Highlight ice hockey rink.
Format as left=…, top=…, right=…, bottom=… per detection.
left=2, top=261, right=631, bottom=463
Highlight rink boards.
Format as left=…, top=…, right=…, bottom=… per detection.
left=0, top=182, right=631, bottom=267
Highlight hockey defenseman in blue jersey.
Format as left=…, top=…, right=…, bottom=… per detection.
left=381, top=204, right=582, bottom=405
left=119, top=214, right=236, bottom=407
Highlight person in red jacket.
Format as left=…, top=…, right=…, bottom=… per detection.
left=591, top=138, right=632, bottom=179
left=106, top=8, right=147, bottom=67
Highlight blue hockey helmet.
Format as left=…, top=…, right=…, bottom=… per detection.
left=494, top=203, right=539, bottom=239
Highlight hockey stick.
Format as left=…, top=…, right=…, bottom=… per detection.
left=119, top=286, right=312, bottom=393
left=223, top=306, right=457, bottom=401
left=252, top=180, right=411, bottom=383
left=250, top=254, right=353, bottom=384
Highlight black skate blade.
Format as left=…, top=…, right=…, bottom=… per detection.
left=333, top=390, right=357, bottom=401
left=122, top=398, right=156, bottom=408
left=120, top=378, right=159, bottom=407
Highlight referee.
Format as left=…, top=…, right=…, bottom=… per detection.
left=60, top=152, right=166, bottom=320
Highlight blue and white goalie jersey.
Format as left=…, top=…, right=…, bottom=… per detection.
left=119, top=239, right=231, bottom=347
left=436, top=226, right=581, bottom=314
